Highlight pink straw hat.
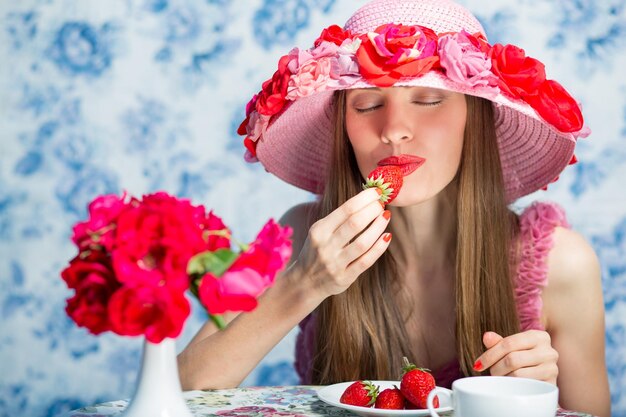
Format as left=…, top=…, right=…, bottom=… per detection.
left=238, top=0, right=588, bottom=202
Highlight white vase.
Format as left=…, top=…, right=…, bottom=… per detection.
left=122, top=337, right=193, bottom=417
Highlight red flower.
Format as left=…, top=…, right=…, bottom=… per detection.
left=356, top=23, right=439, bottom=87
left=243, top=137, right=257, bottom=158
left=524, top=79, right=584, bottom=133
left=489, top=43, right=546, bottom=99
left=112, top=192, right=207, bottom=291
left=197, top=272, right=259, bottom=315
left=203, top=211, right=231, bottom=251
left=237, top=219, right=292, bottom=282
left=314, top=24, right=352, bottom=47
left=256, top=55, right=291, bottom=116
left=71, top=193, right=131, bottom=251
left=63, top=191, right=293, bottom=340
left=108, top=284, right=190, bottom=343
left=62, top=251, right=120, bottom=335
left=196, top=219, right=292, bottom=315
left=237, top=116, right=250, bottom=136
left=237, top=94, right=259, bottom=136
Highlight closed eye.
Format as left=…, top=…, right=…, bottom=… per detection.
left=354, top=105, right=382, bottom=113
left=413, top=100, right=442, bottom=107
left=354, top=100, right=442, bottom=113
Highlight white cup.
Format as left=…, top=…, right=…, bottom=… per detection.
left=427, top=376, right=558, bottom=417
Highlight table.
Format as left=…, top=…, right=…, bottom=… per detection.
left=64, top=385, right=594, bottom=417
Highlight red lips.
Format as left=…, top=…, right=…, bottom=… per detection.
left=377, top=154, right=426, bottom=176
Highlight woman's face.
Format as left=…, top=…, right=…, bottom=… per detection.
left=345, top=86, right=467, bottom=206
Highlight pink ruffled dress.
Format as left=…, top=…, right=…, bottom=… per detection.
left=294, top=202, right=570, bottom=387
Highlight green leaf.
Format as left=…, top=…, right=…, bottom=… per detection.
left=187, top=249, right=238, bottom=277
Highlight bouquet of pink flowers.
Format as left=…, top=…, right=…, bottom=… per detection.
left=61, top=191, right=292, bottom=343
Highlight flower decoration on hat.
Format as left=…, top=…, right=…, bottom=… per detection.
left=238, top=22, right=586, bottom=162
left=357, top=23, right=439, bottom=87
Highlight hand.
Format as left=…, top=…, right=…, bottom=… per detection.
left=473, top=330, right=559, bottom=385
left=293, top=188, right=391, bottom=299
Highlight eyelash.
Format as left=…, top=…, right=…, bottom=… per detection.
left=354, top=100, right=442, bottom=113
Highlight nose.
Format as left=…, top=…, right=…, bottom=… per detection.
left=381, top=107, right=413, bottom=144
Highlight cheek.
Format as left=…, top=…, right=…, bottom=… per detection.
left=435, top=102, right=466, bottom=169
left=345, top=114, right=378, bottom=162
left=345, top=114, right=368, bottom=146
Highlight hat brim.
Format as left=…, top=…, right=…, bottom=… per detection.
left=256, top=71, right=576, bottom=202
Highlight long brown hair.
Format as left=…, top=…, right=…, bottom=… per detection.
left=310, top=91, right=520, bottom=383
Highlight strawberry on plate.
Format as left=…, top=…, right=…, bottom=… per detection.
left=400, top=357, right=439, bottom=409
left=374, top=387, right=405, bottom=409
left=363, top=165, right=403, bottom=205
left=317, top=379, right=452, bottom=414
left=339, top=380, right=379, bottom=407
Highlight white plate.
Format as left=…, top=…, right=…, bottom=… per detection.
left=317, top=380, right=453, bottom=417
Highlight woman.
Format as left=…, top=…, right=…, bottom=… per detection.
left=178, top=1, right=610, bottom=415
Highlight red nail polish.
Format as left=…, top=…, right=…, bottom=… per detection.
left=383, top=210, right=391, bottom=220
left=473, top=359, right=482, bottom=372
left=383, top=233, right=392, bottom=243
left=379, top=201, right=386, bottom=208
left=375, top=188, right=383, bottom=195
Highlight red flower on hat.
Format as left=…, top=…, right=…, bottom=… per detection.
left=524, top=79, right=584, bottom=133
left=256, top=54, right=292, bottom=117
left=356, top=23, right=439, bottom=87
left=314, top=24, right=352, bottom=47
left=489, top=44, right=546, bottom=99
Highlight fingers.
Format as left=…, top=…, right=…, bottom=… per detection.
left=300, top=188, right=391, bottom=297
left=474, top=330, right=546, bottom=371
left=482, top=331, right=503, bottom=350
left=314, top=188, right=383, bottom=242
left=488, top=347, right=559, bottom=380
left=344, top=225, right=393, bottom=278
left=333, top=200, right=386, bottom=249
left=339, top=208, right=391, bottom=265
left=504, top=362, right=559, bottom=383
left=474, top=330, right=559, bottom=384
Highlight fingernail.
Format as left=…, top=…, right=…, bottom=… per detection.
left=473, top=359, right=482, bottom=372
left=383, top=210, right=391, bottom=220
left=383, top=233, right=392, bottom=242
left=375, top=188, right=383, bottom=195
left=379, top=201, right=386, bottom=208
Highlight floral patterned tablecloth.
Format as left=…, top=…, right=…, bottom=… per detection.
left=64, top=385, right=593, bottom=417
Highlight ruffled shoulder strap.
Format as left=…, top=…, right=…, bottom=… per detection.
left=515, top=201, right=570, bottom=331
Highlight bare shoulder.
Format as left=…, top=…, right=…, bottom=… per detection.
left=279, top=201, right=319, bottom=263
left=545, top=226, right=601, bottom=293
left=542, top=226, right=603, bottom=330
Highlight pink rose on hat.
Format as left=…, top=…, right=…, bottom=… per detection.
left=286, top=43, right=340, bottom=100
left=438, top=30, right=499, bottom=98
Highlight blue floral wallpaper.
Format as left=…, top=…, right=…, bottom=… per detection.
left=0, top=1, right=625, bottom=416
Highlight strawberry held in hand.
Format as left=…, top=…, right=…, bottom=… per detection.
left=374, top=387, right=405, bottom=409
left=339, top=380, right=379, bottom=407
left=400, top=357, right=439, bottom=409
left=363, top=165, right=403, bottom=204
